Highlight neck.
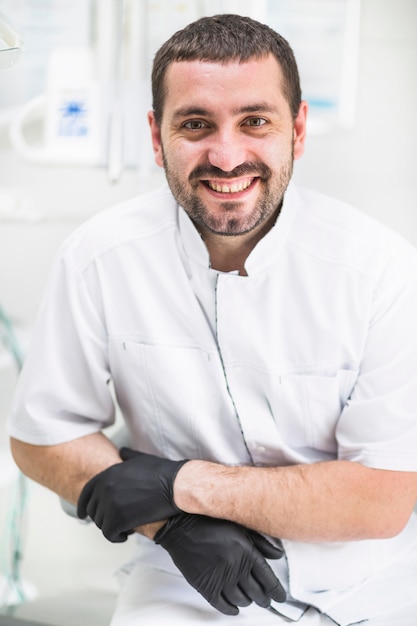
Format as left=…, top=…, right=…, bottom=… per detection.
left=198, top=209, right=279, bottom=276
left=206, top=238, right=250, bottom=276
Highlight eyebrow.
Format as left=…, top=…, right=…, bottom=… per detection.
left=172, top=102, right=280, bottom=120
left=172, top=107, right=211, bottom=119
left=233, top=103, right=280, bottom=115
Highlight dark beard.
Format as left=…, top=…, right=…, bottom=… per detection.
left=162, top=152, right=293, bottom=237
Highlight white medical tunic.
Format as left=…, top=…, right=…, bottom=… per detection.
left=9, top=183, right=417, bottom=625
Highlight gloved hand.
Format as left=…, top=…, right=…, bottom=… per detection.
left=77, top=447, right=188, bottom=542
left=154, top=513, right=286, bottom=615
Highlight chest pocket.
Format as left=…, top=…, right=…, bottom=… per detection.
left=108, top=338, right=250, bottom=463
left=269, top=369, right=358, bottom=456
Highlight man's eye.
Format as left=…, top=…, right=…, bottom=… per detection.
left=244, top=117, right=267, bottom=127
left=183, top=120, right=208, bottom=130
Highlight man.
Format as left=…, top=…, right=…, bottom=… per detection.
left=8, top=14, right=417, bottom=626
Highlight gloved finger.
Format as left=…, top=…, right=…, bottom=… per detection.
left=251, top=556, right=286, bottom=604
left=238, top=572, right=270, bottom=608
left=249, top=532, right=284, bottom=559
left=98, top=510, right=122, bottom=542
left=119, top=447, right=141, bottom=461
left=103, top=527, right=130, bottom=543
left=208, top=594, right=239, bottom=616
left=77, top=476, right=98, bottom=519
left=222, top=583, right=252, bottom=608
left=90, top=500, right=107, bottom=529
left=98, top=504, right=134, bottom=543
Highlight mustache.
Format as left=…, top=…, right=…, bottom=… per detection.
left=189, top=162, right=272, bottom=181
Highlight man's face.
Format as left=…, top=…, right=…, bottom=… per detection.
left=149, top=54, right=307, bottom=238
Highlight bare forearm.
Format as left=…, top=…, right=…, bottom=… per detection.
left=10, top=434, right=165, bottom=540
left=174, top=459, right=417, bottom=542
left=10, top=433, right=122, bottom=504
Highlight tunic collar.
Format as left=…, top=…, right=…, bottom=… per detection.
left=178, top=181, right=299, bottom=275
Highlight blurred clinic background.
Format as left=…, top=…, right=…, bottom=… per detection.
left=0, top=1, right=416, bottom=624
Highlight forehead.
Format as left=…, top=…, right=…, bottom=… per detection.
left=162, top=54, right=288, bottom=116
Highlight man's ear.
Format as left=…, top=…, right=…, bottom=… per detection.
left=293, top=100, right=308, bottom=161
left=148, top=110, right=164, bottom=168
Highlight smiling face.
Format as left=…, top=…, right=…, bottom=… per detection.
left=148, top=54, right=307, bottom=240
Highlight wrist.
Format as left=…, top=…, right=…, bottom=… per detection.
left=173, top=459, right=233, bottom=516
left=136, top=520, right=167, bottom=540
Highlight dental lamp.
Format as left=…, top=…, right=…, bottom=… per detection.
left=0, top=9, right=24, bottom=69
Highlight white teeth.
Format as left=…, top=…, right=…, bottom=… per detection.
left=207, top=179, right=253, bottom=193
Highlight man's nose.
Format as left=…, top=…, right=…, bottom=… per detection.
left=207, top=131, right=247, bottom=173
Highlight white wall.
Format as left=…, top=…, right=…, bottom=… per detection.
left=1, top=0, right=416, bottom=331
left=293, top=0, right=417, bottom=243
left=0, top=0, right=416, bottom=619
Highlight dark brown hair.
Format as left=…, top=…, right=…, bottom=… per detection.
left=151, top=13, right=302, bottom=125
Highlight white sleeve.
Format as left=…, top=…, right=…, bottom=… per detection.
left=8, top=246, right=116, bottom=445
left=337, top=246, right=417, bottom=471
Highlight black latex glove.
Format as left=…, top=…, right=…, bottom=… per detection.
left=154, top=513, right=286, bottom=615
left=77, top=447, right=188, bottom=542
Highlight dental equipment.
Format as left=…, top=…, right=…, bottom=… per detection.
left=0, top=10, right=24, bottom=69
